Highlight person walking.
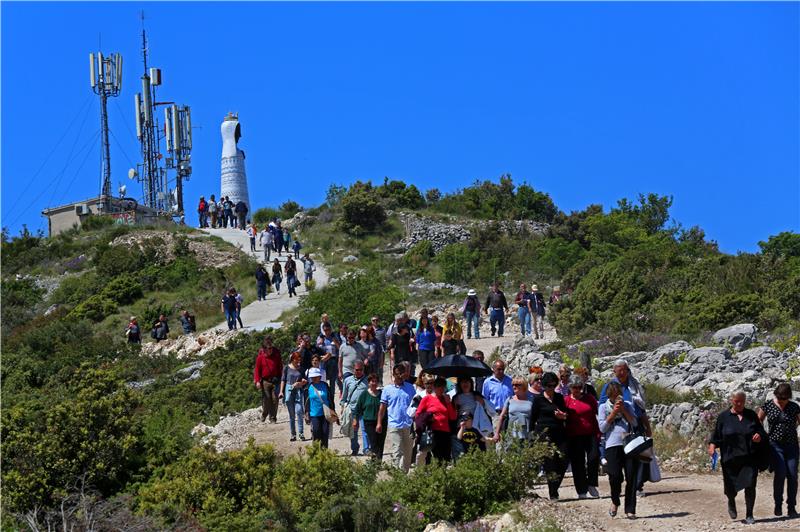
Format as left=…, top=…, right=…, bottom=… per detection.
left=710, top=390, right=769, bottom=524
left=260, top=227, right=274, bottom=261
left=757, top=383, right=800, bottom=517
left=221, top=288, right=238, bottom=330
left=442, top=312, right=463, bottom=341
left=531, top=372, right=569, bottom=500
left=354, top=373, right=386, bottom=460
left=293, top=239, right=302, bottom=259
left=234, top=200, right=248, bottom=230
left=304, top=368, right=337, bottom=448
left=299, top=253, right=315, bottom=284
left=514, top=283, right=532, bottom=336
left=389, top=320, right=417, bottom=380
left=279, top=351, right=307, bottom=441
left=484, top=283, right=509, bottom=337
left=255, top=264, right=269, bottom=301
left=416, top=377, right=457, bottom=463
left=178, top=309, right=195, bottom=335
left=415, top=315, right=437, bottom=369
left=151, top=314, right=169, bottom=342
left=317, top=322, right=341, bottom=401
left=125, top=316, right=141, bottom=344
left=494, top=376, right=534, bottom=449
left=341, top=361, right=369, bottom=456
left=271, top=258, right=283, bottom=295
left=234, top=288, right=244, bottom=329
left=282, top=228, right=291, bottom=254
left=254, top=336, right=282, bottom=423
left=461, top=289, right=481, bottom=339
left=285, top=257, right=298, bottom=298
left=529, top=285, right=547, bottom=339
left=274, top=224, right=285, bottom=256
left=598, top=382, right=639, bottom=518
left=565, top=375, right=601, bottom=499
left=482, top=359, right=514, bottom=415
left=377, top=364, right=416, bottom=472
left=197, top=196, right=207, bottom=228
left=223, top=196, right=234, bottom=228
left=246, top=221, right=257, bottom=252
left=208, top=194, right=218, bottom=228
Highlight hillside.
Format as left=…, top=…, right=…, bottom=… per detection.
left=2, top=177, right=799, bottom=531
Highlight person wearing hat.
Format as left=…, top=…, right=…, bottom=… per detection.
left=457, top=411, right=486, bottom=456
left=460, top=289, right=482, bottom=339
left=528, top=285, right=546, bottom=339
left=304, top=367, right=337, bottom=448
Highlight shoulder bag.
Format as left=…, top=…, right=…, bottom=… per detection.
left=310, top=383, right=337, bottom=424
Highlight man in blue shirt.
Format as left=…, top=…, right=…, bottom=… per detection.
left=377, top=364, right=416, bottom=472
left=482, top=359, right=514, bottom=414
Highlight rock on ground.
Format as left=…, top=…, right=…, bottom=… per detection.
left=111, top=230, right=242, bottom=268
left=711, top=323, right=757, bottom=351
left=139, top=328, right=242, bottom=359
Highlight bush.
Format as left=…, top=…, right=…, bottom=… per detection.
left=1, top=277, right=44, bottom=335
left=340, top=190, right=387, bottom=234
left=69, top=294, right=118, bottom=322
left=403, top=240, right=434, bottom=274
left=435, top=243, right=475, bottom=284
left=50, top=272, right=104, bottom=307
left=102, top=274, right=144, bottom=305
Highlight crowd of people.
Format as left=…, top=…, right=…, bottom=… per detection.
left=197, top=195, right=249, bottom=230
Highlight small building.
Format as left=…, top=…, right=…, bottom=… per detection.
left=41, top=196, right=173, bottom=236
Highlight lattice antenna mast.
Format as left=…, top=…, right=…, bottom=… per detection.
left=89, top=51, right=122, bottom=205
left=132, top=15, right=168, bottom=212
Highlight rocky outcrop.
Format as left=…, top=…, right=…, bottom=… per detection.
left=139, top=328, right=242, bottom=359
left=711, top=323, right=757, bottom=351
left=111, top=230, right=243, bottom=268
left=282, top=211, right=316, bottom=231
left=195, top=407, right=263, bottom=452
left=396, top=212, right=549, bottom=254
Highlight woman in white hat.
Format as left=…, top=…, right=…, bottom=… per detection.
left=460, top=289, right=481, bottom=340
left=304, top=367, right=337, bottom=448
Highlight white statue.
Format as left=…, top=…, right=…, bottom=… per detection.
left=220, top=112, right=250, bottom=211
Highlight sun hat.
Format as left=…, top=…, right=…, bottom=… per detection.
left=531, top=285, right=539, bottom=291
left=467, top=289, right=477, bottom=296
left=308, top=368, right=322, bottom=379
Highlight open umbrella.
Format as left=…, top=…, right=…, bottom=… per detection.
left=424, top=354, right=492, bottom=379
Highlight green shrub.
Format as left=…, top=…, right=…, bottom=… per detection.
left=50, top=272, right=104, bottom=306
left=102, top=274, right=144, bottom=305
left=435, top=243, right=475, bottom=284
left=1, top=277, right=44, bottom=335
left=340, top=190, right=387, bottom=234
left=403, top=240, right=434, bottom=274
left=69, top=294, right=118, bottom=321
left=136, top=442, right=279, bottom=529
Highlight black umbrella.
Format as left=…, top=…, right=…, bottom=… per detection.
left=424, top=354, right=492, bottom=378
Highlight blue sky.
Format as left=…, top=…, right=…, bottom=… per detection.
left=2, top=1, right=798, bottom=253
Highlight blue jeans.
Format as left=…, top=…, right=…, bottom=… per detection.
left=350, top=415, right=360, bottom=454
left=257, top=282, right=267, bottom=300
left=465, top=311, right=480, bottom=339
left=772, top=441, right=799, bottom=510
left=361, top=418, right=370, bottom=452
left=489, top=309, right=505, bottom=336
left=310, top=416, right=329, bottom=448
left=285, top=389, right=305, bottom=438
left=517, top=307, right=531, bottom=335
left=225, top=310, right=237, bottom=330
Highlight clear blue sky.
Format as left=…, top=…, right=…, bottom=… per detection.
left=2, top=2, right=798, bottom=253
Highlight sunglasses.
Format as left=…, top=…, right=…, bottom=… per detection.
left=512, top=384, right=523, bottom=388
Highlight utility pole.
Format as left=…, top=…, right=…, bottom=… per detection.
left=89, top=51, right=122, bottom=209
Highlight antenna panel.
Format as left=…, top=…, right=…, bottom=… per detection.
left=134, top=93, right=142, bottom=139
left=141, top=77, right=152, bottom=122
left=89, top=53, right=96, bottom=88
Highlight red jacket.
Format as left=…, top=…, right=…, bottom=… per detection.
left=417, top=394, right=457, bottom=432
left=254, top=347, right=282, bottom=382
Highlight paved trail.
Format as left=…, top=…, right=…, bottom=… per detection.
left=201, top=227, right=329, bottom=330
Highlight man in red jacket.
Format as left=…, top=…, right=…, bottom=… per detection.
left=254, top=336, right=282, bottom=423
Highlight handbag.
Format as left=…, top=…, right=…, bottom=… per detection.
left=624, top=423, right=654, bottom=459
left=419, top=428, right=435, bottom=452
left=309, top=383, right=337, bottom=424
left=649, top=453, right=662, bottom=482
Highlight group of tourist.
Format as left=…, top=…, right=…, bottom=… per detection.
left=197, top=194, right=249, bottom=230
left=125, top=309, right=196, bottom=343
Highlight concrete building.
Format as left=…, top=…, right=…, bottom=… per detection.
left=41, top=196, right=170, bottom=236
left=220, top=113, right=250, bottom=211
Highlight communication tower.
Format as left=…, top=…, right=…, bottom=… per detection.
left=131, top=16, right=192, bottom=216
left=89, top=51, right=122, bottom=207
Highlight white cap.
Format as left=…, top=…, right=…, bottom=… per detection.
left=308, top=368, right=322, bottom=379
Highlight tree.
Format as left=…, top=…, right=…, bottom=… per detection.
left=326, top=184, right=347, bottom=207
left=425, top=188, right=441, bottom=205
left=614, top=193, right=673, bottom=234
left=759, top=232, right=800, bottom=258
left=340, top=190, right=387, bottom=234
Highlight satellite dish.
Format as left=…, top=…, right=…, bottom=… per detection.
left=118, top=184, right=127, bottom=197
left=128, top=168, right=138, bottom=180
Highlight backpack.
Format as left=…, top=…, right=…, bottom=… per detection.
left=188, top=315, right=196, bottom=332
left=465, top=296, right=477, bottom=312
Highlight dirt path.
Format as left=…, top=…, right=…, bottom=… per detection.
left=200, top=227, right=329, bottom=330
left=536, top=471, right=798, bottom=531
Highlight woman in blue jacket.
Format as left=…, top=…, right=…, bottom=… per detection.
left=416, top=315, right=437, bottom=369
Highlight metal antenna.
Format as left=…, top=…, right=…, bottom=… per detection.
left=131, top=12, right=192, bottom=217
left=89, top=49, right=123, bottom=208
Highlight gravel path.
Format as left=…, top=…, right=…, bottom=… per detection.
left=200, top=227, right=329, bottom=330
left=534, top=471, right=799, bottom=531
